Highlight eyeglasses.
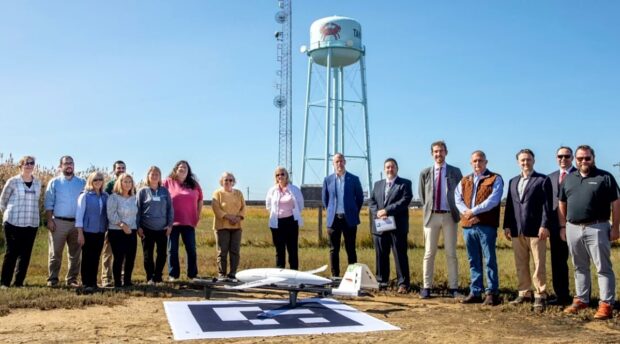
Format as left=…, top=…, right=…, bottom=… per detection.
left=557, top=154, right=572, bottom=160
left=93, top=178, right=103, bottom=182
left=24, top=161, right=35, bottom=166
left=275, top=173, right=286, bottom=177
left=575, top=156, right=592, bottom=162
left=62, top=162, right=74, bottom=166
left=224, top=179, right=234, bottom=182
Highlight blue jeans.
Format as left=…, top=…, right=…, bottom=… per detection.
left=463, top=225, right=499, bottom=296
left=168, top=225, right=198, bottom=278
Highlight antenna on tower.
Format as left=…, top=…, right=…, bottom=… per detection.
left=274, top=0, right=293, bottom=178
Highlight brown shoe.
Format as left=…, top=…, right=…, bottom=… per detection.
left=482, top=294, right=500, bottom=306
left=461, top=294, right=483, bottom=304
left=563, top=298, right=588, bottom=315
left=593, top=302, right=613, bottom=320
left=397, top=286, right=409, bottom=294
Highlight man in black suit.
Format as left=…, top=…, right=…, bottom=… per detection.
left=547, top=146, right=576, bottom=305
left=368, top=158, right=413, bottom=294
left=503, top=149, right=553, bottom=312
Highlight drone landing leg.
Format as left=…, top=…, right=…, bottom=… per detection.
left=288, top=291, right=298, bottom=307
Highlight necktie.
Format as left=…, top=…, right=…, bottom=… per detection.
left=435, top=167, right=442, bottom=210
left=560, top=171, right=567, bottom=184
left=384, top=181, right=392, bottom=200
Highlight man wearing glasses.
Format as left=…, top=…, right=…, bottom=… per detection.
left=547, top=147, right=576, bottom=306
left=559, top=145, right=620, bottom=320
left=44, top=156, right=86, bottom=287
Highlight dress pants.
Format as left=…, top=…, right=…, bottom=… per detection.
left=566, top=222, right=615, bottom=304
left=81, top=232, right=105, bottom=288
left=48, top=219, right=81, bottom=285
left=270, top=216, right=299, bottom=270
left=511, top=234, right=547, bottom=298
left=1, top=223, right=38, bottom=287
left=549, top=225, right=570, bottom=300
left=422, top=212, right=458, bottom=289
left=328, top=216, right=357, bottom=277
left=142, top=227, right=168, bottom=282
left=108, top=229, right=137, bottom=287
left=373, top=230, right=410, bottom=287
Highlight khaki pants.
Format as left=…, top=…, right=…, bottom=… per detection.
left=47, top=219, right=81, bottom=284
left=422, top=213, right=458, bottom=289
left=101, top=231, right=114, bottom=285
left=512, top=234, right=547, bottom=298
left=215, top=229, right=242, bottom=277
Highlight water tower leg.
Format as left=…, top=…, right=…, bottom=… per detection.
left=301, top=58, right=314, bottom=185
left=324, top=49, right=333, bottom=177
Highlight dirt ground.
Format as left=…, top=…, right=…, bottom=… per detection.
left=1, top=289, right=620, bottom=344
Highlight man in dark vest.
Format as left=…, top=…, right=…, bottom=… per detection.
left=455, top=150, right=504, bottom=306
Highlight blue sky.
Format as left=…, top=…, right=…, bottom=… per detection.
left=1, top=1, right=618, bottom=200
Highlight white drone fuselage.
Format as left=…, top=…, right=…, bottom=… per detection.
left=230, top=266, right=331, bottom=290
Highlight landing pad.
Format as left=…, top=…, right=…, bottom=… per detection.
left=164, top=298, right=399, bottom=340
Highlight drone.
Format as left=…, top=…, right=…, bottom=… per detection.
left=191, top=263, right=378, bottom=308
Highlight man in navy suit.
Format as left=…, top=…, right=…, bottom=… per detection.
left=322, top=153, right=364, bottom=277
left=369, top=158, right=413, bottom=293
left=547, top=146, right=576, bottom=305
left=503, top=148, right=553, bottom=312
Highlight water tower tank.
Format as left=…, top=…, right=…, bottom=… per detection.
left=308, top=16, right=362, bottom=67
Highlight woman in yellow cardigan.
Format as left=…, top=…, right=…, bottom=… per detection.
left=211, top=172, right=246, bottom=281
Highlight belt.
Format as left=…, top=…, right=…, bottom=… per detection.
left=568, top=220, right=608, bottom=228
left=335, top=213, right=345, bottom=219
left=54, top=216, right=76, bottom=222
left=432, top=210, right=450, bottom=214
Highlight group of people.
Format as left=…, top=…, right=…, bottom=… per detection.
left=367, top=142, right=618, bottom=321
left=0, top=157, right=204, bottom=291
left=1, top=143, right=619, bottom=321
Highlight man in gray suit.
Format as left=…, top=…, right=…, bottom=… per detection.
left=546, top=146, right=576, bottom=305
left=418, top=141, right=463, bottom=298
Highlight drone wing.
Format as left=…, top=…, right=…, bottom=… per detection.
left=304, top=265, right=328, bottom=275
left=225, top=277, right=287, bottom=290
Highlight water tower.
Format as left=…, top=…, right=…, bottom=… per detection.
left=300, top=16, right=372, bottom=192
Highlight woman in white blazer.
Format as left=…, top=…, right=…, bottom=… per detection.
left=265, top=166, right=304, bottom=270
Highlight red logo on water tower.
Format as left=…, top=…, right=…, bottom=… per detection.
left=320, top=22, right=341, bottom=40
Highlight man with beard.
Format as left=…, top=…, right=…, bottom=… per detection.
left=560, top=145, right=620, bottom=320
left=369, top=158, right=413, bottom=293
left=418, top=141, right=463, bottom=298
left=44, top=156, right=86, bottom=287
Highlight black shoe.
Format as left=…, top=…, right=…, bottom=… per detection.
left=548, top=295, right=572, bottom=306
left=419, top=288, right=431, bottom=299
left=378, top=283, right=388, bottom=291
left=461, top=294, right=483, bottom=304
